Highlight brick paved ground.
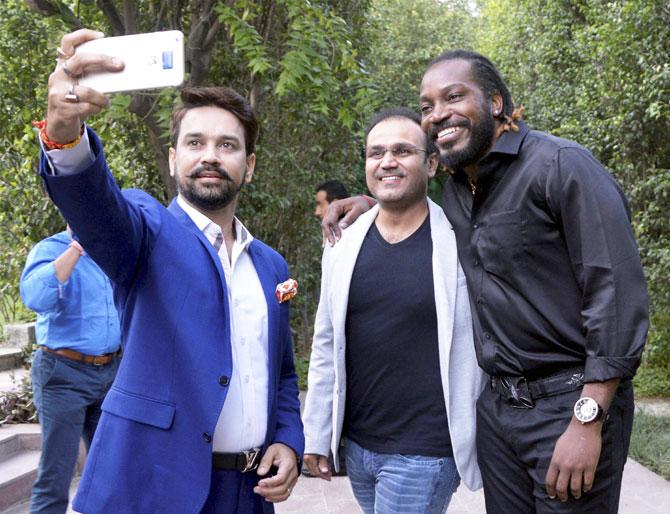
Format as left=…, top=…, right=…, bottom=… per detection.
left=276, top=458, right=670, bottom=514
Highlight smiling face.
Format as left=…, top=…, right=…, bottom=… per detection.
left=365, top=117, right=437, bottom=210
left=169, top=106, right=255, bottom=212
left=419, top=59, right=501, bottom=172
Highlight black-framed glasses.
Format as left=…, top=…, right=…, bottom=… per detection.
left=366, top=143, right=427, bottom=160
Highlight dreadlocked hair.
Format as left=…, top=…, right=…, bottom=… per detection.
left=428, top=50, right=523, bottom=132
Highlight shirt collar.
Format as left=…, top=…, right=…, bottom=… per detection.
left=176, top=195, right=253, bottom=250
left=487, top=120, right=530, bottom=157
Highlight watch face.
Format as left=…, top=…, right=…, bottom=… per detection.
left=574, top=397, right=598, bottom=422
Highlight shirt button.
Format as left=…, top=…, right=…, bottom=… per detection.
left=240, top=337, right=246, bottom=345
left=473, top=224, right=479, bottom=229
left=219, top=375, right=230, bottom=386
left=484, top=333, right=492, bottom=340
left=244, top=375, right=250, bottom=383
left=202, top=432, right=212, bottom=443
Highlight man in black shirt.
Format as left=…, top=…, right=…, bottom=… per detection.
left=303, top=108, right=483, bottom=514
left=323, top=51, right=648, bottom=514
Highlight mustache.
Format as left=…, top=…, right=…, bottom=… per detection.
left=188, top=163, right=232, bottom=180
left=429, top=121, right=469, bottom=139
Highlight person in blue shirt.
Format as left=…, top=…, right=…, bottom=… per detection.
left=20, top=227, right=121, bottom=514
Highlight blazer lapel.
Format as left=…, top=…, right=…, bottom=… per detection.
left=327, top=206, right=380, bottom=333
left=167, top=199, right=228, bottom=293
left=247, top=242, right=281, bottom=400
left=428, top=199, right=458, bottom=379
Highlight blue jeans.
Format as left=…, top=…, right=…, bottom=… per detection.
left=344, top=438, right=460, bottom=514
left=30, top=348, right=118, bottom=514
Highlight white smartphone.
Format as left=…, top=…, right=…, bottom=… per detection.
left=77, top=31, right=185, bottom=93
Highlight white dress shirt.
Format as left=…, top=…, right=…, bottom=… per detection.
left=43, top=131, right=270, bottom=452
left=176, top=197, right=269, bottom=452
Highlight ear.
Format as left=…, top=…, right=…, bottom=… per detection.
left=244, top=153, right=256, bottom=183
left=168, top=147, right=176, bottom=177
left=427, top=152, right=439, bottom=179
left=491, top=91, right=503, bottom=117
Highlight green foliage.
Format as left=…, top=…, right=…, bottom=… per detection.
left=644, top=311, right=670, bottom=369
left=216, top=2, right=273, bottom=77
left=634, top=366, right=670, bottom=398
left=0, top=1, right=66, bottom=323
left=629, top=410, right=670, bottom=480
left=0, top=373, right=37, bottom=425
left=294, top=354, right=310, bottom=390
left=363, top=0, right=477, bottom=111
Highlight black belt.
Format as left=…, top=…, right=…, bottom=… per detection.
left=212, top=448, right=261, bottom=473
left=491, top=367, right=585, bottom=409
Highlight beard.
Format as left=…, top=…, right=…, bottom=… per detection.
left=437, top=107, right=495, bottom=171
left=176, top=163, right=244, bottom=211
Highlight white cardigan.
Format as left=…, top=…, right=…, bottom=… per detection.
left=302, top=198, right=484, bottom=491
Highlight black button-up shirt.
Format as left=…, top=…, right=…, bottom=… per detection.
left=442, top=122, right=648, bottom=382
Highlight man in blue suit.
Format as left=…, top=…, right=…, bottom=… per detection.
left=35, top=29, right=304, bottom=513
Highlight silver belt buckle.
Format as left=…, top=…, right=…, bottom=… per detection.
left=240, top=448, right=261, bottom=473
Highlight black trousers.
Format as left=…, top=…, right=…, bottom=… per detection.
left=476, top=380, right=634, bottom=513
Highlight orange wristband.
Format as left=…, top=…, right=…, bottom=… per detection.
left=32, top=119, right=84, bottom=150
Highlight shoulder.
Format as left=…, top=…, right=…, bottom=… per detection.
left=120, top=188, right=173, bottom=231
left=521, top=130, right=615, bottom=192
left=523, top=130, right=595, bottom=163
left=121, top=188, right=164, bottom=207
left=339, top=205, right=379, bottom=245
left=23, top=232, right=69, bottom=273
left=30, top=231, right=69, bottom=255
left=322, top=205, right=378, bottom=264
left=42, top=231, right=70, bottom=246
left=427, top=198, right=450, bottom=225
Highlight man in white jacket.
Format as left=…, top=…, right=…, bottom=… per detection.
left=302, top=107, right=483, bottom=514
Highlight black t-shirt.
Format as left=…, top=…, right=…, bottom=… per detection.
left=343, top=215, right=453, bottom=457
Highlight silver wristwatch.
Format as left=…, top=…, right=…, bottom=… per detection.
left=574, top=396, right=606, bottom=424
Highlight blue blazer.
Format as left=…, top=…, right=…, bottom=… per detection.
left=40, top=129, right=304, bottom=513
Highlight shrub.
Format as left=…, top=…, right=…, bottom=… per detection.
left=633, top=366, right=670, bottom=398
left=0, top=372, right=37, bottom=425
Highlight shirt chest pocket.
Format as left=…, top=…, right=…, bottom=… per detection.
left=476, top=210, right=524, bottom=277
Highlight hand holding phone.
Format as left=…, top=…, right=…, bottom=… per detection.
left=77, top=31, right=185, bottom=93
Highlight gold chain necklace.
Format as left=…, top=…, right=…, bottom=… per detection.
left=467, top=177, right=477, bottom=195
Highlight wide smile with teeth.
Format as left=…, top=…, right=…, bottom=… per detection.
left=437, top=126, right=462, bottom=138
left=380, top=175, right=402, bottom=182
